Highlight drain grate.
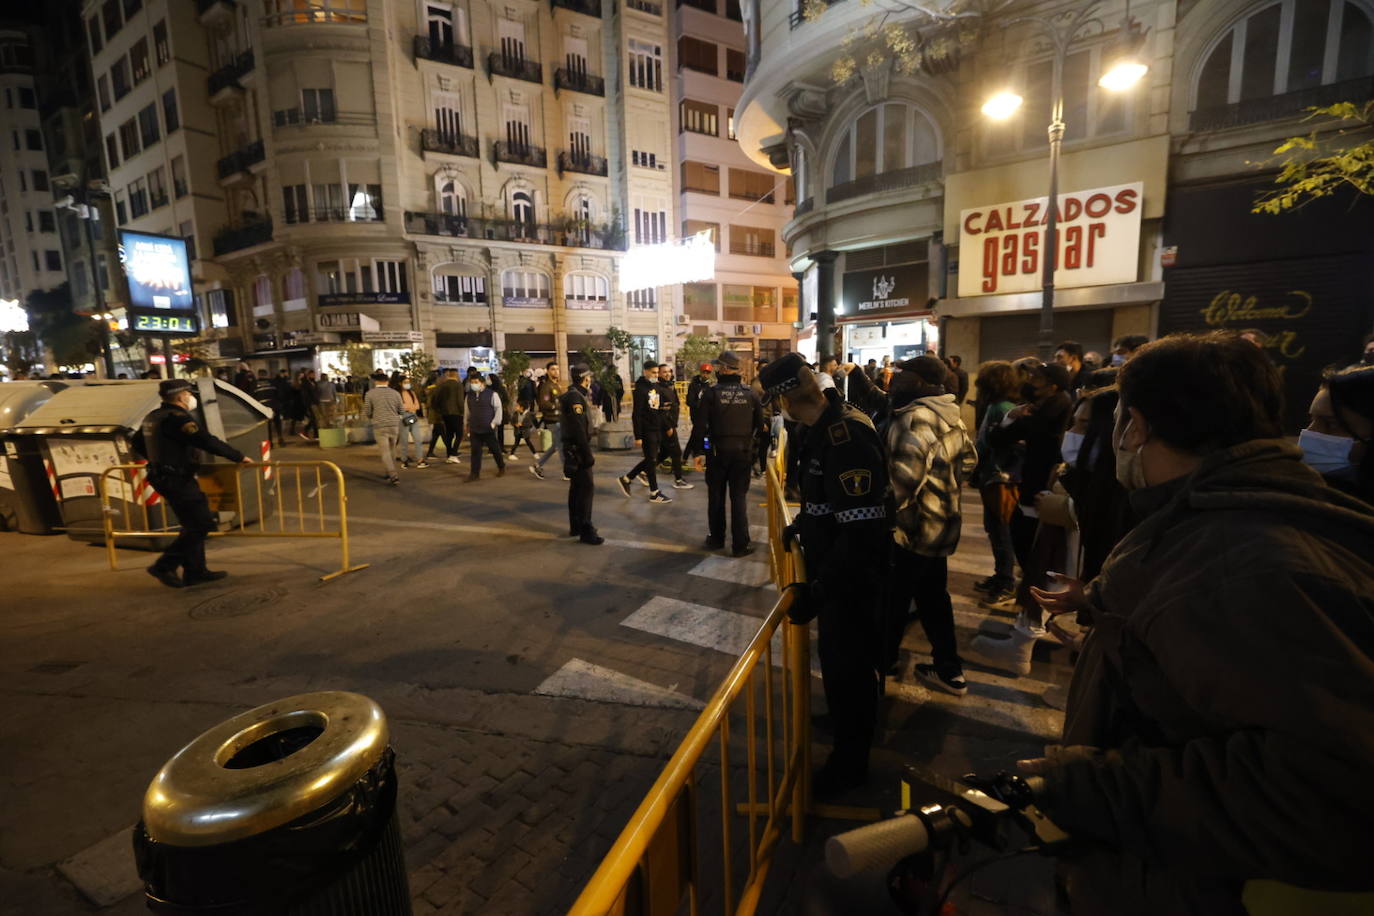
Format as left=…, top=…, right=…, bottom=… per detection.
left=30, top=661, right=83, bottom=674
left=189, top=586, right=289, bottom=620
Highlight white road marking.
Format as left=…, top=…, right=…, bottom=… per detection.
left=623, top=595, right=780, bottom=659
left=688, top=554, right=773, bottom=588
left=533, top=658, right=704, bottom=710
left=886, top=679, right=1064, bottom=741
left=336, top=514, right=708, bottom=555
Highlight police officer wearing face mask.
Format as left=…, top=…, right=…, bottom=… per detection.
left=760, top=352, right=891, bottom=798
left=132, top=379, right=254, bottom=588
left=561, top=364, right=603, bottom=545
left=1301, top=366, right=1374, bottom=503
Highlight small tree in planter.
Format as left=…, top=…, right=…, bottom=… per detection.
left=338, top=342, right=374, bottom=443
left=678, top=333, right=729, bottom=377
left=498, top=349, right=530, bottom=402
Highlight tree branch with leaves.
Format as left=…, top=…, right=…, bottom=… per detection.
left=1252, top=101, right=1374, bottom=214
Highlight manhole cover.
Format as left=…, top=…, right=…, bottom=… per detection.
left=189, top=586, right=289, bottom=620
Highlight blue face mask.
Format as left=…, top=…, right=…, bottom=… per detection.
left=1061, top=431, right=1085, bottom=465
left=1110, top=353, right=1125, bottom=367
left=1299, top=429, right=1354, bottom=475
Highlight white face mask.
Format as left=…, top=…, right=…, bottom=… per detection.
left=1114, top=418, right=1147, bottom=490
left=402, top=383, right=412, bottom=390
left=469, top=382, right=482, bottom=392
left=183, top=394, right=198, bottom=412
left=1061, top=431, right=1085, bottom=466
left=1299, top=429, right=1354, bottom=475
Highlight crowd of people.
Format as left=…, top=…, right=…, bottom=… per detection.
left=758, top=332, right=1374, bottom=914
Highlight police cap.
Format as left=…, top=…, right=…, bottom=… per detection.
left=159, top=378, right=193, bottom=398
left=757, top=353, right=808, bottom=397
left=715, top=350, right=741, bottom=371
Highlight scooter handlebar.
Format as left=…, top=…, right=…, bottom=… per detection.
left=825, top=814, right=930, bottom=878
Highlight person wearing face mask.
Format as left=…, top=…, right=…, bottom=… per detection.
left=393, top=375, right=423, bottom=469
left=761, top=353, right=891, bottom=799
left=1306, top=365, right=1374, bottom=503
left=1058, top=384, right=1134, bottom=585
left=132, top=378, right=254, bottom=588
left=1360, top=332, right=1374, bottom=367
left=1017, top=333, right=1374, bottom=915
left=1109, top=334, right=1149, bottom=367
left=463, top=372, right=505, bottom=481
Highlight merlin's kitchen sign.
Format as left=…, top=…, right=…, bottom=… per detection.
left=957, top=181, right=1142, bottom=298
left=840, top=262, right=930, bottom=321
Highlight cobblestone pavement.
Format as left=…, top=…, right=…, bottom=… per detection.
left=2, top=440, right=1069, bottom=915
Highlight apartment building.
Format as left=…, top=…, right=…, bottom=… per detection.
left=186, top=0, right=679, bottom=378
left=83, top=0, right=232, bottom=357
left=0, top=28, right=67, bottom=304
left=737, top=0, right=1374, bottom=425
left=671, top=0, right=795, bottom=368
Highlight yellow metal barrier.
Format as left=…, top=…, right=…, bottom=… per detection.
left=98, top=460, right=369, bottom=583
left=567, top=438, right=812, bottom=916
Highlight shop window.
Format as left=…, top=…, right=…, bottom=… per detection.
left=722, top=284, right=752, bottom=321
left=1194, top=0, right=1374, bottom=114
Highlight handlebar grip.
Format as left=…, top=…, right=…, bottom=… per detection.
left=825, top=814, right=929, bottom=878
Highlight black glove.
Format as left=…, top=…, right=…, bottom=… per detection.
left=781, top=522, right=800, bottom=549
left=784, top=580, right=824, bottom=624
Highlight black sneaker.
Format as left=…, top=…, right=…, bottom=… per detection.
left=972, top=576, right=1001, bottom=593
left=147, top=565, right=184, bottom=589
left=184, top=570, right=230, bottom=587
left=616, top=476, right=632, bottom=497
left=731, top=544, right=755, bottom=558
left=529, top=465, right=545, bottom=480
left=580, top=531, right=605, bottom=545
left=648, top=490, right=672, bottom=504
left=914, top=663, right=968, bottom=697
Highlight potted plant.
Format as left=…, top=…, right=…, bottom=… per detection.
left=331, top=342, right=374, bottom=447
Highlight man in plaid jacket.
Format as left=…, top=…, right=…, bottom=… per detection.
left=883, top=356, right=978, bottom=696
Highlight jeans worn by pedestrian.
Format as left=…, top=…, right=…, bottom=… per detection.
left=396, top=420, right=421, bottom=462
left=375, top=428, right=400, bottom=477
left=535, top=420, right=562, bottom=469
left=980, top=483, right=1017, bottom=586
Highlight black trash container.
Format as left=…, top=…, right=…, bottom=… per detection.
left=133, top=691, right=411, bottom=915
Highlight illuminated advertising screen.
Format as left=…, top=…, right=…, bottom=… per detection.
left=120, top=230, right=194, bottom=313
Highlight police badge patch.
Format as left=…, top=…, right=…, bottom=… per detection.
left=839, top=469, right=871, bottom=497
left=181, top=422, right=199, bottom=435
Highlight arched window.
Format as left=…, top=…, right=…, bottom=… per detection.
left=501, top=269, right=550, bottom=307
left=511, top=189, right=535, bottom=228
left=433, top=267, right=486, bottom=306
left=564, top=272, right=609, bottom=310
left=829, top=102, right=939, bottom=190
left=437, top=177, right=465, bottom=216
left=1195, top=0, right=1373, bottom=114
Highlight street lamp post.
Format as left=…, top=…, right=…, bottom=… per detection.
left=981, top=2, right=1148, bottom=361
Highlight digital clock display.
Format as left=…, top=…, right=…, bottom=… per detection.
left=133, top=313, right=197, bottom=333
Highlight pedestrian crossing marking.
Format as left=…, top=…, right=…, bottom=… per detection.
left=688, top=555, right=773, bottom=588
left=622, top=596, right=784, bottom=661
left=886, top=679, right=1064, bottom=741
left=533, top=658, right=704, bottom=710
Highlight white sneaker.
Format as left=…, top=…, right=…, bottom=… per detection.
left=445, top=456, right=459, bottom=465
left=507, top=453, right=520, bottom=461
left=672, top=479, right=694, bottom=490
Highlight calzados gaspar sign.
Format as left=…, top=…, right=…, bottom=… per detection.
left=957, top=181, right=1143, bottom=297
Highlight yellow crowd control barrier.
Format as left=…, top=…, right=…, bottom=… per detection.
left=567, top=435, right=813, bottom=916
left=98, top=460, right=368, bottom=582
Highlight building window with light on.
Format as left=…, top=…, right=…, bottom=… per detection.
left=434, top=270, right=486, bottom=305
left=263, top=0, right=368, bottom=27
left=628, top=39, right=663, bottom=91
left=502, top=269, right=550, bottom=307
left=565, top=272, right=609, bottom=309
left=831, top=101, right=941, bottom=189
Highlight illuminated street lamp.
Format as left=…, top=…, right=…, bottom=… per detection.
left=983, top=2, right=1148, bottom=359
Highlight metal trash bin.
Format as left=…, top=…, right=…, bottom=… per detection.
left=2, top=379, right=274, bottom=545
left=0, top=380, right=67, bottom=533
left=133, top=691, right=411, bottom=915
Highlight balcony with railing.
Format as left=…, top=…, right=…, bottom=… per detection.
left=283, top=206, right=385, bottom=225
left=825, top=160, right=943, bottom=205
left=208, top=49, right=255, bottom=99
left=487, top=53, right=542, bottom=84
left=493, top=141, right=548, bottom=168
left=554, top=68, right=605, bottom=96
left=626, top=0, right=661, bottom=14
left=272, top=109, right=374, bottom=128
left=404, top=211, right=626, bottom=249
left=552, top=0, right=601, bottom=16
left=729, top=240, right=776, bottom=258
left=216, top=140, right=266, bottom=182
left=1188, top=76, right=1374, bottom=133
left=413, top=35, right=473, bottom=69
left=213, top=218, right=272, bottom=256
left=421, top=128, right=479, bottom=159
left=558, top=151, right=608, bottom=177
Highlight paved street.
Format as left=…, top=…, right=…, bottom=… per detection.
left=1, top=439, right=1070, bottom=915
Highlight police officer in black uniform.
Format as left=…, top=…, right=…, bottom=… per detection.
left=696, top=350, right=764, bottom=556
left=758, top=352, right=891, bottom=797
left=132, top=378, right=254, bottom=588
left=561, top=364, right=604, bottom=545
